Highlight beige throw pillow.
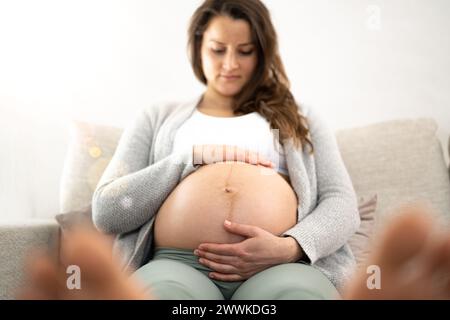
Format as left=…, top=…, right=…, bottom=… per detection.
left=348, top=194, right=378, bottom=267
left=336, top=118, right=450, bottom=225
left=59, top=120, right=123, bottom=213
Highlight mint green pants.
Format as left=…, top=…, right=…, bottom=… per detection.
left=132, top=247, right=340, bottom=300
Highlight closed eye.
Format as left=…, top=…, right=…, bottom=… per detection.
left=212, top=49, right=254, bottom=56
left=240, top=50, right=254, bottom=56
left=212, top=49, right=225, bottom=54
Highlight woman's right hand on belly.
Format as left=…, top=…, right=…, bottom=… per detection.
left=193, top=144, right=275, bottom=168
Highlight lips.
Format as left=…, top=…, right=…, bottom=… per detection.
left=221, top=75, right=240, bottom=80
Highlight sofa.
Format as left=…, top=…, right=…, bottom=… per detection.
left=1, top=117, right=449, bottom=300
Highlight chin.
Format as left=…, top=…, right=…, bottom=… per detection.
left=215, top=85, right=244, bottom=97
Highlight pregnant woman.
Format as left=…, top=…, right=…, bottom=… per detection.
left=91, top=0, right=360, bottom=300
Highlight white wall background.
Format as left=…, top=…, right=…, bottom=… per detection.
left=0, top=0, right=449, bottom=220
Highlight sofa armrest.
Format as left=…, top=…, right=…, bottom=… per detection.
left=0, top=219, right=60, bottom=300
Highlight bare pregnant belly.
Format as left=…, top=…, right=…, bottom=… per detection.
left=153, top=162, right=299, bottom=250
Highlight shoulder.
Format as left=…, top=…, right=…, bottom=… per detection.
left=293, top=101, right=335, bottom=145
left=294, top=99, right=310, bottom=117
left=294, top=100, right=328, bottom=129
left=139, top=97, right=199, bottom=127
left=140, top=100, right=183, bottom=120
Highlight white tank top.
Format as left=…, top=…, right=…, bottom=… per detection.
left=172, top=109, right=288, bottom=175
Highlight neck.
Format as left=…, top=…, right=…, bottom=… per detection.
left=199, top=88, right=235, bottom=113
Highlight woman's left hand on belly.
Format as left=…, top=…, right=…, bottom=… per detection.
left=194, top=220, right=303, bottom=282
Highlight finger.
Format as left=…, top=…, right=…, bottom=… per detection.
left=199, top=258, right=237, bottom=274
left=258, top=161, right=274, bottom=168
left=421, top=233, right=450, bottom=277
left=194, top=249, right=237, bottom=265
left=198, top=243, right=242, bottom=257
left=429, top=235, right=450, bottom=299
left=261, top=161, right=275, bottom=168
left=235, top=147, right=246, bottom=162
left=22, top=249, right=64, bottom=299
left=245, top=150, right=258, bottom=165
left=256, top=153, right=275, bottom=168
left=223, top=145, right=238, bottom=163
left=16, top=286, right=54, bottom=300
left=224, top=220, right=259, bottom=238
left=62, top=227, right=120, bottom=284
left=210, top=272, right=245, bottom=282
left=369, top=207, right=433, bottom=273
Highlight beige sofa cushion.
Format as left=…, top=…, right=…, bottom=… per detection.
left=0, top=220, right=59, bottom=300
left=336, top=118, right=450, bottom=228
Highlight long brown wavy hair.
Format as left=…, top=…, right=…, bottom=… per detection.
left=187, top=0, right=313, bottom=153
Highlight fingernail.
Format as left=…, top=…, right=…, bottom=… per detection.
left=194, top=250, right=199, bottom=255
left=224, top=220, right=231, bottom=226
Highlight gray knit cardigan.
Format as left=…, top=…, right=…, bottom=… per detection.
left=92, top=94, right=360, bottom=292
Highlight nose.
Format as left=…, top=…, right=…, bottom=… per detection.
left=222, top=51, right=239, bottom=72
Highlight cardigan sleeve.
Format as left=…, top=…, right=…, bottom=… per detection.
left=92, top=107, right=200, bottom=235
left=282, top=107, right=360, bottom=264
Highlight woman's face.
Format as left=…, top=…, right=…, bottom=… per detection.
left=201, top=15, right=258, bottom=98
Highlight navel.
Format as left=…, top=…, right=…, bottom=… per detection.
left=223, top=187, right=237, bottom=194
